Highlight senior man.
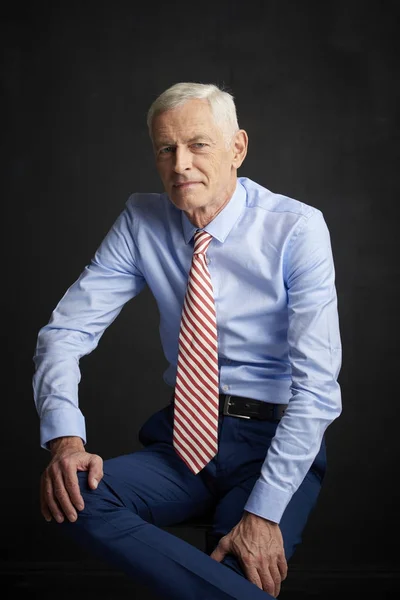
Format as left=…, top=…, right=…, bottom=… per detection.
left=33, top=81, right=342, bottom=599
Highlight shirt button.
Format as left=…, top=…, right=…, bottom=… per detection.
left=222, top=385, right=229, bottom=392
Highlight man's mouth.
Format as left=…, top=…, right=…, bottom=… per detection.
left=173, top=182, right=200, bottom=188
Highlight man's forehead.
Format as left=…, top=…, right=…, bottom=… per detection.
left=154, top=129, right=216, bottom=147
left=152, top=101, right=218, bottom=141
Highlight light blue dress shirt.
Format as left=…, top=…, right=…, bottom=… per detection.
left=33, top=176, right=342, bottom=523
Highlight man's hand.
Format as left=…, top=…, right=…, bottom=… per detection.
left=210, top=510, right=288, bottom=597
left=40, top=436, right=104, bottom=524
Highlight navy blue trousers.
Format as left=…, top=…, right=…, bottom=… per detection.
left=61, top=402, right=326, bottom=599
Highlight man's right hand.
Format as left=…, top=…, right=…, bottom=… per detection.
left=40, top=436, right=104, bottom=524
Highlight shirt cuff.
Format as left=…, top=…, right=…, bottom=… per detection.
left=243, top=477, right=293, bottom=524
left=40, top=408, right=87, bottom=450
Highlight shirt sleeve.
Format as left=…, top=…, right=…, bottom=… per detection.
left=244, top=209, right=342, bottom=523
left=32, top=198, right=146, bottom=449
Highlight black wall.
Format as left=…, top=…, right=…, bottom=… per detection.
left=3, top=0, right=399, bottom=575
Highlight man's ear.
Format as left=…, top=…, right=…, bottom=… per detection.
left=231, top=130, right=248, bottom=169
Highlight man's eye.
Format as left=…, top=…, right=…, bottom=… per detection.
left=160, top=147, right=174, bottom=154
left=192, top=143, right=207, bottom=148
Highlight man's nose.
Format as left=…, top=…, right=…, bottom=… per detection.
left=173, top=147, right=192, bottom=173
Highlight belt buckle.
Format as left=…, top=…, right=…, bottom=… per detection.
left=223, top=395, right=250, bottom=419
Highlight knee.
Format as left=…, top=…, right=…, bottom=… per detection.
left=75, top=470, right=147, bottom=519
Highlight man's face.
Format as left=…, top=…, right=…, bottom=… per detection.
left=152, top=99, right=238, bottom=213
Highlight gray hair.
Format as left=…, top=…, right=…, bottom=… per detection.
left=147, top=82, right=239, bottom=147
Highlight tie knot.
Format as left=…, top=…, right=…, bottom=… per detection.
left=193, top=230, right=213, bottom=255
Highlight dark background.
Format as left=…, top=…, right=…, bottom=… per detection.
left=2, top=0, right=400, bottom=596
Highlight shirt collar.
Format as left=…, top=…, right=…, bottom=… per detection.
left=181, top=179, right=246, bottom=244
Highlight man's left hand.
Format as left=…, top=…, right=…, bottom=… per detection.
left=210, top=510, right=288, bottom=597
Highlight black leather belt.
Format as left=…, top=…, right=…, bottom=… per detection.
left=170, top=391, right=287, bottom=422
left=219, top=394, right=287, bottom=421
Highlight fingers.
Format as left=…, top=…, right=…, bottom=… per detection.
left=210, top=535, right=281, bottom=596
left=209, top=546, right=225, bottom=562
left=54, top=469, right=78, bottom=522
left=41, top=453, right=102, bottom=523
left=277, top=554, right=288, bottom=581
left=41, top=472, right=66, bottom=523
left=87, top=455, right=104, bottom=490
left=40, top=452, right=104, bottom=523
left=210, top=534, right=230, bottom=562
left=239, top=554, right=285, bottom=597
left=244, top=563, right=281, bottom=597
left=53, top=461, right=82, bottom=521
left=63, top=469, right=85, bottom=513
left=242, top=565, right=264, bottom=591
left=263, top=563, right=282, bottom=598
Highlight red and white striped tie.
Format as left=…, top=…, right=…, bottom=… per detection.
left=173, top=230, right=219, bottom=474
